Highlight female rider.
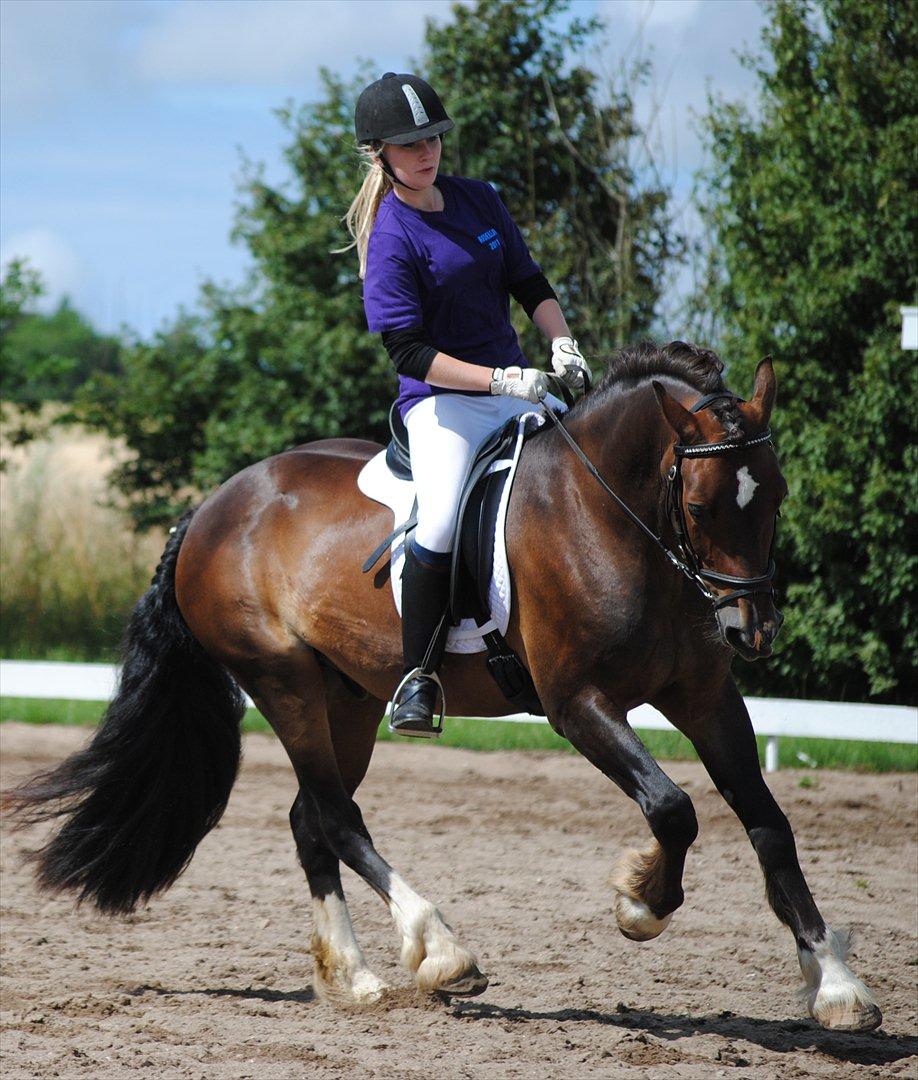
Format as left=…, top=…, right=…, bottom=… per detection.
left=341, top=72, right=589, bottom=737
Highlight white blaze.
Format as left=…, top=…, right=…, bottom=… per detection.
left=736, top=466, right=759, bottom=509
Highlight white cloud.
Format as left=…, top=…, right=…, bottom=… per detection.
left=134, top=0, right=451, bottom=86
left=0, top=0, right=143, bottom=122
left=0, top=0, right=454, bottom=127
left=616, top=0, right=703, bottom=32
left=0, top=229, right=87, bottom=310
left=598, top=0, right=766, bottom=179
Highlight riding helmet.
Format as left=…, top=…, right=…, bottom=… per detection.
left=355, top=72, right=454, bottom=146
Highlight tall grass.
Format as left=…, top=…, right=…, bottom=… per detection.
left=0, top=421, right=165, bottom=660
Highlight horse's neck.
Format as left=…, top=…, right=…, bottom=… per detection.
left=565, top=386, right=669, bottom=529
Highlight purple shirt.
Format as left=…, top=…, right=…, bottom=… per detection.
left=363, top=175, right=540, bottom=417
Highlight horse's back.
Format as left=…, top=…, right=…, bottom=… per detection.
left=175, top=438, right=394, bottom=666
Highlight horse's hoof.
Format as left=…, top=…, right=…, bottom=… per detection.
left=798, top=928, right=881, bottom=1032
left=350, top=971, right=392, bottom=1005
left=313, top=962, right=391, bottom=1007
left=433, top=965, right=489, bottom=998
left=613, top=892, right=672, bottom=942
left=812, top=994, right=882, bottom=1032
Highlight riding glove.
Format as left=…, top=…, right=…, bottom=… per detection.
left=490, top=366, right=550, bottom=403
left=551, top=336, right=592, bottom=391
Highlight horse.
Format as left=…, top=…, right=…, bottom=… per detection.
left=4, top=341, right=881, bottom=1032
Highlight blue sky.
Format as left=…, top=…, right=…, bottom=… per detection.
left=0, top=0, right=766, bottom=337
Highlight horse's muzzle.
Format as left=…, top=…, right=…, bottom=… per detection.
left=717, top=602, right=784, bottom=660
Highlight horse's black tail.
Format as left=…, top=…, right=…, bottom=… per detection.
left=3, top=510, right=245, bottom=915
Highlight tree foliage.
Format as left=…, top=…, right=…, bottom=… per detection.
left=79, top=0, right=675, bottom=528
left=1, top=259, right=121, bottom=444
left=427, top=0, right=676, bottom=352
left=699, top=0, right=916, bottom=702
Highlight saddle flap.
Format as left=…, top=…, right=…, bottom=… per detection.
left=449, top=414, right=525, bottom=618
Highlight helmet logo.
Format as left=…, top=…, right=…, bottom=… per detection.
left=401, top=84, right=430, bottom=127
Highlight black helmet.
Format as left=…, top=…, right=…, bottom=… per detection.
left=355, top=72, right=454, bottom=146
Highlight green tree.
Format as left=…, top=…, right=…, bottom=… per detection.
left=2, top=260, right=121, bottom=446
left=0, top=258, right=43, bottom=334
left=80, top=0, right=676, bottom=528
left=698, top=0, right=917, bottom=702
left=427, top=0, right=675, bottom=352
left=81, top=73, right=394, bottom=528
left=1, top=260, right=45, bottom=444
left=2, top=297, right=121, bottom=409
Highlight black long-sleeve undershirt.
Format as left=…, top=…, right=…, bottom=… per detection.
left=380, top=271, right=557, bottom=381
left=508, top=270, right=557, bottom=319
left=380, top=328, right=439, bottom=381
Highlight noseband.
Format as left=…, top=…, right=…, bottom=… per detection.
left=542, top=388, right=778, bottom=611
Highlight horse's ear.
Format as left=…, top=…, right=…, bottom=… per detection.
left=652, top=381, right=702, bottom=444
left=744, top=356, right=777, bottom=432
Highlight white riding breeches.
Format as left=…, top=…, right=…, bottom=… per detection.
left=403, top=392, right=563, bottom=554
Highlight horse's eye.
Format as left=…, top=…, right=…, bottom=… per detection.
left=687, top=503, right=705, bottom=520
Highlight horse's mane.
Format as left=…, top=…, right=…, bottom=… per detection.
left=570, top=339, right=744, bottom=442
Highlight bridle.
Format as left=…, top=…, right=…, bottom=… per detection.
left=541, top=385, right=778, bottom=611
left=665, top=392, right=777, bottom=609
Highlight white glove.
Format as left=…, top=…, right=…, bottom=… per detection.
left=490, top=366, right=550, bottom=403
left=551, top=336, right=591, bottom=390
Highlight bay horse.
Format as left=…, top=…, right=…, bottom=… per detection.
left=5, top=341, right=881, bottom=1031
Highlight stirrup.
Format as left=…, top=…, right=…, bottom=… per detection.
left=387, top=667, right=446, bottom=739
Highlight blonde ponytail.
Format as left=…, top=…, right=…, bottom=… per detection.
left=334, top=145, right=393, bottom=279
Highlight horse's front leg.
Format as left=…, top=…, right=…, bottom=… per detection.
left=661, top=677, right=881, bottom=1032
left=555, top=686, right=699, bottom=941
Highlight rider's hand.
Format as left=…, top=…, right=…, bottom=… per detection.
left=551, top=336, right=591, bottom=391
left=490, top=366, right=550, bottom=404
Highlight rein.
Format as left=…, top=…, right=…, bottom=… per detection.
left=540, top=383, right=777, bottom=610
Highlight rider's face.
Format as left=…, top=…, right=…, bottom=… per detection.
left=380, top=136, right=441, bottom=189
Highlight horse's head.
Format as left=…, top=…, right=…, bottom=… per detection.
left=653, top=358, right=787, bottom=659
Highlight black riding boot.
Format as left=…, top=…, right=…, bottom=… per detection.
left=389, top=543, right=450, bottom=738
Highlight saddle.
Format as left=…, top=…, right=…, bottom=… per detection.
left=364, top=402, right=545, bottom=715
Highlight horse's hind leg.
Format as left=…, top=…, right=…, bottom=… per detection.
left=664, top=677, right=881, bottom=1032
left=249, top=655, right=487, bottom=999
left=290, top=787, right=389, bottom=1004
left=313, top=778, right=488, bottom=996
left=556, top=686, right=698, bottom=941
left=241, top=656, right=388, bottom=1004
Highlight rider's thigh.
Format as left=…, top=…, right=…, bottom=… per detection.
left=404, top=394, right=506, bottom=553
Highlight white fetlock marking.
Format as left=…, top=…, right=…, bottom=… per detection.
left=614, top=892, right=673, bottom=942
left=798, top=927, right=881, bottom=1031
left=388, top=873, right=481, bottom=991
left=312, top=894, right=389, bottom=1004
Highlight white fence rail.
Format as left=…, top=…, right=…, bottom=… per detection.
left=1, top=660, right=915, bottom=773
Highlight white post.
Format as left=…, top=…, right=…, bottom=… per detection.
left=765, top=736, right=780, bottom=773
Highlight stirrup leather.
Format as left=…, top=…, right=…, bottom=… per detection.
left=387, top=666, right=446, bottom=738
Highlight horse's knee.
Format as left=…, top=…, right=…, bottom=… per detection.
left=647, top=786, right=698, bottom=850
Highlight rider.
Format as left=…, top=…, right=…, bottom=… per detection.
left=342, top=72, right=590, bottom=737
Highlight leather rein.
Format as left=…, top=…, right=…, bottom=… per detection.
left=540, top=384, right=777, bottom=611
